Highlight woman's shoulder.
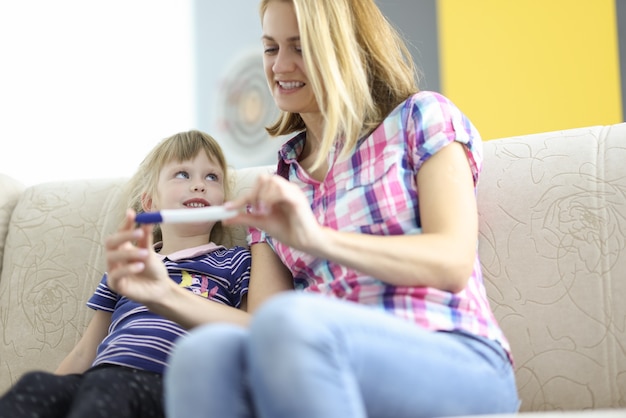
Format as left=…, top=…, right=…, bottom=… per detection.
left=403, top=90, right=458, bottom=110
left=382, top=91, right=461, bottom=124
left=399, top=91, right=472, bottom=127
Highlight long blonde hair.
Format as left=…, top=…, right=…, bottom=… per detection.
left=124, top=130, right=232, bottom=245
left=260, top=0, right=419, bottom=169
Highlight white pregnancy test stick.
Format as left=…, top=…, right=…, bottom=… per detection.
left=135, top=206, right=238, bottom=224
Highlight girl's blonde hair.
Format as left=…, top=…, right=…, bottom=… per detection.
left=124, top=130, right=232, bottom=245
left=259, top=0, right=419, bottom=169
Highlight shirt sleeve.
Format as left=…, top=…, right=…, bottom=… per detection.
left=247, top=226, right=267, bottom=246
left=86, top=273, right=120, bottom=312
left=405, top=91, right=483, bottom=185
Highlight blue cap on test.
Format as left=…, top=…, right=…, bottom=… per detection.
left=135, top=212, right=164, bottom=224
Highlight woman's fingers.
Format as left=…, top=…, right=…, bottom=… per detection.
left=224, top=173, right=322, bottom=251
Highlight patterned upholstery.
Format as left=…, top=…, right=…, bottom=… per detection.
left=477, top=124, right=626, bottom=411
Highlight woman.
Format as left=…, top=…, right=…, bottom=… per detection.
left=106, top=0, right=519, bottom=417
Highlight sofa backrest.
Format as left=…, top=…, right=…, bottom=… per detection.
left=477, top=123, right=626, bottom=411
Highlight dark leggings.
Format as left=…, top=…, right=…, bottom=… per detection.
left=0, top=365, right=164, bottom=418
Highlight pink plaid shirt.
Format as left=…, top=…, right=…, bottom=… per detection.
left=249, top=91, right=511, bottom=360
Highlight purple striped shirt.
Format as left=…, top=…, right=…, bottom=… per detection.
left=87, top=243, right=251, bottom=374
left=249, top=91, right=511, bottom=360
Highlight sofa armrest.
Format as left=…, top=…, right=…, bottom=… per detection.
left=0, top=177, right=127, bottom=393
left=0, top=174, right=25, bottom=275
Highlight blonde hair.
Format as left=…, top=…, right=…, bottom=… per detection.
left=124, top=130, right=232, bottom=245
left=260, top=0, right=419, bottom=169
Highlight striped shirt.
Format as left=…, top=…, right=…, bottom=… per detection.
left=249, top=91, right=511, bottom=360
left=87, top=243, right=251, bottom=374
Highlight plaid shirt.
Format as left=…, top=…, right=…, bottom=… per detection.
left=249, top=91, right=511, bottom=360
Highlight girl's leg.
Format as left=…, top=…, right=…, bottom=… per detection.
left=248, top=292, right=519, bottom=418
left=66, top=365, right=164, bottom=418
left=164, top=323, right=254, bottom=418
left=0, top=371, right=79, bottom=418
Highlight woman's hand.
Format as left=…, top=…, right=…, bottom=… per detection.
left=224, top=174, right=326, bottom=254
left=104, top=209, right=175, bottom=305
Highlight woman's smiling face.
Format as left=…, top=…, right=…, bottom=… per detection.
left=261, top=0, right=318, bottom=115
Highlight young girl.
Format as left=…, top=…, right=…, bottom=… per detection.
left=106, top=1, right=520, bottom=417
left=0, top=130, right=251, bottom=418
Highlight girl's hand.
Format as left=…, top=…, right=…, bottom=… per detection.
left=104, top=209, right=174, bottom=304
left=224, top=174, right=325, bottom=253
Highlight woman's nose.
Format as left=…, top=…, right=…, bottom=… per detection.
left=273, top=50, right=294, bottom=73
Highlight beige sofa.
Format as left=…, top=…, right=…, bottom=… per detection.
left=1, top=123, right=625, bottom=416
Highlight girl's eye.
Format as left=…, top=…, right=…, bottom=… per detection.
left=206, top=173, right=219, bottom=182
left=175, top=171, right=189, bottom=179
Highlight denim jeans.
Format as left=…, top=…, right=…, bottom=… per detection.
left=165, top=292, right=519, bottom=418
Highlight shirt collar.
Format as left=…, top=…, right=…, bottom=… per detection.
left=277, top=131, right=306, bottom=179
left=154, top=242, right=225, bottom=261
left=278, top=130, right=307, bottom=162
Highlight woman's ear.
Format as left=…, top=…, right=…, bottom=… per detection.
left=141, top=192, right=155, bottom=212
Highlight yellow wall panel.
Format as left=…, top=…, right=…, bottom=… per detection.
left=438, top=0, right=622, bottom=140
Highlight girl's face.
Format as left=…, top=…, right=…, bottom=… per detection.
left=146, top=151, right=226, bottom=216
left=261, top=1, right=318, bottom=115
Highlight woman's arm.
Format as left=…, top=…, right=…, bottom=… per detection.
left=55, top=310, right=111, bottom=375
left=226, top=142, right=477, bottom=293
left=315, top=141, right=478, bottom=292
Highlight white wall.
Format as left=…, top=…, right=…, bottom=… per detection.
left=192, top=0, right=284, bottom=169
left=0, top=0, right=195, bottom=186
left=0, top=1, right=431, bottom=187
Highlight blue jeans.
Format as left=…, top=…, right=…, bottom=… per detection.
left=164, top=292, right=519, bottom=418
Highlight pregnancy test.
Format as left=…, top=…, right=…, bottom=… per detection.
left=135, top=206, right=239, bottom=224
